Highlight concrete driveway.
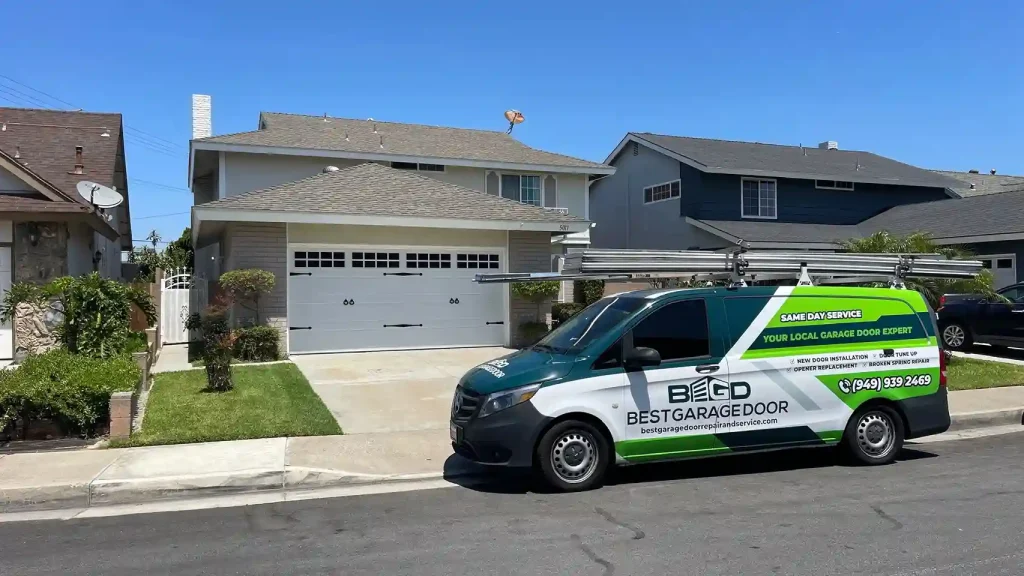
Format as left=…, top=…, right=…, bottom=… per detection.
left=291, top=347, right=511, bottom=434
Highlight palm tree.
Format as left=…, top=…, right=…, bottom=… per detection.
left=837, top=231, right=995, bottom=308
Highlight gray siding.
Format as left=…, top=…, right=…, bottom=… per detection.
left=223, top=222, right=287, bottom=352
left=590, top=143, right=727, bottom=250
left=509, top=231, right=553, bottom=346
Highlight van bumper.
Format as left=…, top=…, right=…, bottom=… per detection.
left=896, top=387, right=951, bottom=439
left=451, top=402, right=550, bottom=468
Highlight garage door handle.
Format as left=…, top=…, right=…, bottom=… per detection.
left=486, top=321, right=504, bottom=325
left=384, top=272, right=422, bottom=277
left=290, top=272, right=312, bottom=276
left=449, top=298, right=460, bottom=304
left=384, top=323, right=423, bottom=328
left=343, top=299, right=356, bottom=306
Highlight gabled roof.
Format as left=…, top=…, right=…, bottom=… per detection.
left=0, top=107, right=124, bottom=205
left=685, top=217, right=858, bottom=249
left=610, top=133, right=964, bottom=191
left=859, top=189, right=1024, bottom=242
left=932, top=170, right=1024, bottom=197
left=194, top=112, right=612, bottom=173
left=196, top=162, right=586, bottom=226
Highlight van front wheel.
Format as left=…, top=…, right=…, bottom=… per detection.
left=536, top=420, right=610, bottom=492
left=844, top=406, right=904, bottom=465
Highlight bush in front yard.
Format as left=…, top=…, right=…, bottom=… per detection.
left=574, top=280, right=605, bottom=306
left=551, top=302, right=584, bottom=327
left=517, top=321, right=550, bottom=344
left=0, top=350, right=140, bottom=437
left=233, top=326, right=279, bottom=362
left=186, top=306, right=234, bottom=391
left=219, top=269, right=276, bottom=324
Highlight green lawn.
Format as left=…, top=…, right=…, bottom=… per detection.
left=947, top=356, right=1024, bottom=391
left=116, top=363, right=341, bottom=447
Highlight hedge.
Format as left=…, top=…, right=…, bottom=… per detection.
left=552, top=302, right=584, bottom=326
left=0, top=350, right=140, bottom=437
left=234, top=325, right=280, bottom=362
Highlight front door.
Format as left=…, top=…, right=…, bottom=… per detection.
left=619, top=298, right=732, bottom=462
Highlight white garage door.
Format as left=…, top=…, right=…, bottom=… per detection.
left=287, top=245, right=507, bottom=354
left=978, top=254, right=1017, bottom=290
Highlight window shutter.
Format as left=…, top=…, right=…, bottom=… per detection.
left=543, top=175, right=557, bottom=207
left=486, top=171, right=499, bottom=196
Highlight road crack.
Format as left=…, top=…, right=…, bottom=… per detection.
left=871, top=504, right=903, bottom=530
left=571, top=534, right=614, bottom=576
left=594, top=507, right=645, bottom=540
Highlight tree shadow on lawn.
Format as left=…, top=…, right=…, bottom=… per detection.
left=445, top=446, right=938, bottom=495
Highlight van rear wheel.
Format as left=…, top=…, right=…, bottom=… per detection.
left=535, top=420, right=610, bottom=492
left=843, top=406, right=904, bottom=465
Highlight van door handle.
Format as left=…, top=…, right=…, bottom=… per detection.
left=696, top=364, right=719, bottom=374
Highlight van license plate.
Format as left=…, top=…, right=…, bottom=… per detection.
left=450, top=423, right=461, bottom=443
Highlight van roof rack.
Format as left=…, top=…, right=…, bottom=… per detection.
left=475, top=246, right=983, bottom=288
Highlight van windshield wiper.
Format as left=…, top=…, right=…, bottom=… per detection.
left=532, top=343, right=555, bottom=353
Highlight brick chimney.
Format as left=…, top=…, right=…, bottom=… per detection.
left=192, top=94, right=212, bottom=140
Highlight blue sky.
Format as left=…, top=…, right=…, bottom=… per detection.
left=2, top=1, right=1021, bottom=247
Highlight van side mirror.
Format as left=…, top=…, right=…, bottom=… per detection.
left=625, top=346, right=661, bottom=369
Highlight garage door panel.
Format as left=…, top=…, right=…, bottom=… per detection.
left=288, top=245, right=506, bottom=353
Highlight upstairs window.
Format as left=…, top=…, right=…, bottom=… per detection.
left=643, top=180, right=681, bottom=204
left=815, top=180, right=855, bottom=191
left=741, top=178, right=777, bottom=219
left=500, top=174, right=542, bottom=206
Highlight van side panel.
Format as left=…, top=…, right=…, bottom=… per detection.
left=723, top=287, right=941, bottom=444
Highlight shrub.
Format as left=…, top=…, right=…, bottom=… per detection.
left=186, top=306, right=234, bottom=391
left=517, top=321, right=550, bottom=344
left=0, top=349, right=140, bottom=437
left=219, top=269, right=276, bottom=324
left=125, top=331, right=149, bottom=355
left=0, top=273, right=156, bottom=358
left=512, top=281, right=560, bottom=322
left=233, top=326, right=280, bottom=362
left=551, top=302, right=584, bottom=326
left=574, top=280, right=605, bottom=306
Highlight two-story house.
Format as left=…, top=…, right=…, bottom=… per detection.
left=188, top=97, right=613, bottom=354
left=592, top=133, right=1024, bottom=289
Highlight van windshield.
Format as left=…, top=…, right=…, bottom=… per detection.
left=534, top=296, right=648, bottom=354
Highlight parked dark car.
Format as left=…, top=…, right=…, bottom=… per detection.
left=937, top=283, right=1024, bottom=350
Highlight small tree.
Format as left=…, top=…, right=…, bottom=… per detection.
left=573, top=280, right=606, bottom=306
left=219, top=269, right=276, bottom=325
left=185, top=301, right=234, bottom=391
left=838, top=231, right=995, bottom=307
left=512, top=281, right=560, bottom=342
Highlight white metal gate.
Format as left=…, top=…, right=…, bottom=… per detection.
left=160, top=269, right=208, bottom=344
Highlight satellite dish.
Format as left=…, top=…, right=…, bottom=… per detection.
left=76, top=180, right=123, bottom=209
left=504, top=110, right=524, bottom=134
left=322, top=165, right=340, bottom=173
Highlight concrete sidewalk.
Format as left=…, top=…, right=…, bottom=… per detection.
left=1, top=387, right=1022, bottom=513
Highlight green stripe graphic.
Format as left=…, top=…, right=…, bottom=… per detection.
left=616, top=435, right=730, bottom=463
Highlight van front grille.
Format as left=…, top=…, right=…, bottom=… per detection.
left=451, top=386, right=481, bottom=422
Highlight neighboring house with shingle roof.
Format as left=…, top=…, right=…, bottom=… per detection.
left=592, top=131, right=1024, bottom=290
left=0, top=106, right=131, bottom=361
left=188, top=98, right=612, bottom=354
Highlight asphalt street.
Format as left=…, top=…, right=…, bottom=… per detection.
left=2, top=433, right=1023, bottom=575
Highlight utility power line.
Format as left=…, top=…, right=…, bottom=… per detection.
left=130, top=178, right=191, bottom=192
left=133, top=211, right=189, bottom=220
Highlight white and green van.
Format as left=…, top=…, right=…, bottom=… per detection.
left=450, top=285, right=949, bottom=492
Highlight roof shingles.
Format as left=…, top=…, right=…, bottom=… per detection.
left=198, top=112, right=607, bottom=170
left=199, top=162, right=586, bottom=223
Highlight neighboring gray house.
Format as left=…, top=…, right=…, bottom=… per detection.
left=591, top=133, right=1024, bottom=289
left=188, top=97, right=613, bottom=354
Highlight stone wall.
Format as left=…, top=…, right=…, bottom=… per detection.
left=13, top=222, right=69, bottom=361
left=14, top=222, right=68, bottom=283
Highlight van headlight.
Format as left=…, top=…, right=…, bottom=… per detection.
left=478, top=383, right=541, bottom=418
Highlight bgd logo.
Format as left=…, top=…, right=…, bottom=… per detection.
left=668, top=377, right=751, bottom=403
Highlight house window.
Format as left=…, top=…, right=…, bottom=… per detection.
left=294, top=251, right=345, bottom=268
left=643, top=180, right=681, bottom=204
left=500, top=174, right=542, bottom=206
left=456, top=253, right=500, bottom=269
left=390, top=161, right=445, bottom=172
left=352, top=251, right=400, bottom=268
left=815, top=180, right=855, bottom=191
left=406, top=253, right=452, bottom=269
left=741, top=178, right=777, bottom=219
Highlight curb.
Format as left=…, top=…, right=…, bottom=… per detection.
left=948, top=408, right=1024, bottom=432
left=1, top=464, right=490, bottom=514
